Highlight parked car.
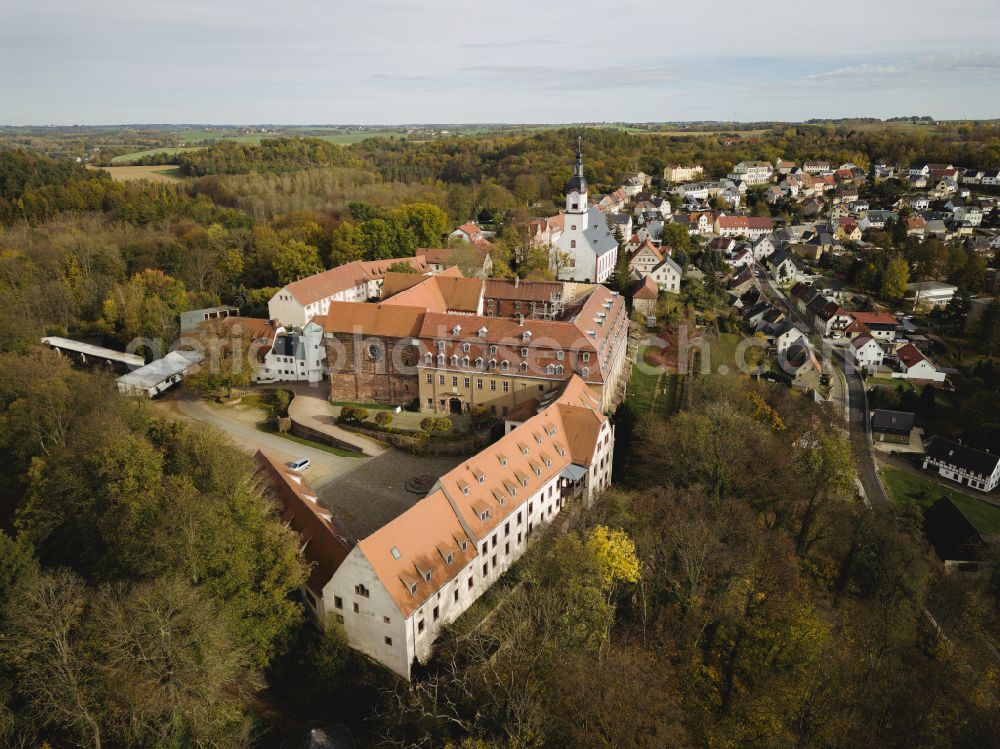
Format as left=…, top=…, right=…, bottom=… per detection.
left=288, top=458, right=311, bottom=472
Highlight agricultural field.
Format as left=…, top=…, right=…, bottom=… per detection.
left=95, top=165, right=185, bottom=183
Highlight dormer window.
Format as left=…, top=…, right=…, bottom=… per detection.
left=488, top=359, right=496, bottom=370
left=520, top=347, right=528, bottom=357
left=437, top=340, right=446, bottom=351
left=556, top=350, right=564, bottom=360
left=445, top=552, right=454, bottom=565
left=460, top=540, right=468, bottom=551
left=409, top=583, right=417, bottom=595
left=582, top=367, right=590, bottom=377
left=425, top=352, right=433, bottom=364
left=556, top=365, right=564, bottom=375
left=452, top=325, right=461, bottom=335
left=462, top=356, right=470, bottom=367
left=424, top=571, right=432, bottom=582
left=522, top=331, right=531, bottom=342
left=519, top=362, right=528, bottom=373
left=489, top=345, right=497, bottom=355
left=519, top=443, right=529, bottom=455
left=500, top=360, right=509, bottom=371
left=480, top=508, right=491, bottom=521
left=462, top=343, right=470, bottom=353
left=582, top=352, right=590, bottom=362
left=478, top=326, right=488, bottom=337
left=476, top=357, right=484, bottom=368
left=437, top=354, right=445, bottom=365
left=498, top=455, right=508, bottom=466
left=546, top=364, right=555, bottom=375
left=390, top=547, right=401, bottom=560
left=450, top=354, right=458, bottom=366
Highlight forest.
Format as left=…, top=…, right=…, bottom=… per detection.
left=1, top=124, right=1000, bottom=747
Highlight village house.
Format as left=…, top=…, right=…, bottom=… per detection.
left=891, top=342, right=946, bottom=383
left=871, top=410, right=915, bottom=443
left=905, top=281, right=957, bottom=309
left=714, top=215, right=775, bottom=239
left=850, top=334, right=885, bottom=373
left=629, top=276, right=659, bottom=317
left=449, top=221, right=486, bottom=243
left=727, top=160, right=773, bottom=185
left=420, top=246, right=494, bottom=278
left=923, top=437, right=1000, bottom=493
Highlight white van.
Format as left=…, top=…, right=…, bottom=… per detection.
left=288, top=458, right=311, bottom=472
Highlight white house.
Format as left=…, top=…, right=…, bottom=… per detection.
left=256, top=320, right=327, bottom=384
left=550, top=145, right=619, bottom=283
left=727, top=161, right=773, bottom=185
left=850, top=334, right=884, bottom=373
left=450, top=222, right=485, bottom=243
left=905, top=281, right=957, bottom=310
left=892, top=342, right=946, bottom=382
left=922, top=437, right=1000, bottom=493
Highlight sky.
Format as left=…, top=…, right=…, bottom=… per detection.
left=3, top=0, right=1000, bottom=125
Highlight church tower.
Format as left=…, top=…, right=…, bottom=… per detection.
left=563, top=138, right=588, bottom=229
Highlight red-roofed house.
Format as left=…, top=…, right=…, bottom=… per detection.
left=892, top=343, right=946, bottom=383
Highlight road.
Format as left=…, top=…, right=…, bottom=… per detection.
left=754, top=264, right=888, bottom=505
left=157, top=393, right=369, bottom=490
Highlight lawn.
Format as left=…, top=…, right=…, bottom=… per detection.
left=710, top=332, right=742, bottom=374
left=881, top=467, right=1000, bottom=533
left=627, top=363, right=676, bottom=418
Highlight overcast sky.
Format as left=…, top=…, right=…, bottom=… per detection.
left=4, top=0, right=1000, bottom=125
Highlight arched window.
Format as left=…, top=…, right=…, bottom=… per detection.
left=450, top=354, right=458, bottom=366
left=424, top=352, right=432, bottom=364
left=437, top=354, right=444, bottom=365
left=519, top=362, right=528, bottom=373
left=462, top=356, right=470, bottom=367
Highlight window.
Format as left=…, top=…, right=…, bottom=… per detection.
left=454, top=588, right=459, bottom=602
left=424, top=571, right=432, bottom=582
left=334, top=596, right=343, bottom=609
left=385, top=636, right=393, bottom=646
left=570, top=240, right=576, bottom=248
left=353, top=602, right=359, bottom=613
left=490, top=380, right=497, bottom=391
left=481, top=542, right=488, bottom=555
left=500, top=360, right=509, bottom=372
left=468, top=576, right=474, bottom=589
left=492, top=535, right=498, bottom=548
left=418, top=620, right=425, bottom=633
left=505, top=522, right=510, bottom=536
left=582, top=367, right=589, bottom=378
left=480, top=508, right=491, bottom=521
left=489, top=345, right=497, bottom=355
left=450, top=355, right=458, bottom=366
left=424, top=352, right=432, bottom=364
left=482, top=563, right=488, bottom=576
left=517, top=511, right=522, bottom=524
left=492, top=554, right=497, bottom=568
left=462, top=343, right=470, bottom=353
left=384, top=615, right=391, bottom=624
left=582, top=352, right=590, bottom=362
left=439, top=375, right=445, bottom=385
left=425, top=373, right=432, bottom=384
left=355, top=584, right=370, bottom=598
left=368, top=344, right=380, bottom=360
left=464, top=377, right=470, bottom=388
left=505, top=542, right=510, bottom=555
left=477, top=378, right=483, bottom=390
left=462, top=357, right=469, bottom=367
left=521, top=347, right=528, bottom=357
left=503, top=382, right=510, bottom=393
left=433, top=606, right=440, bottom=621
left=452, top=376, right=458, bottom=387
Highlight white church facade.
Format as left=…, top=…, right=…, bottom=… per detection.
left=550, top=143, right=619, bottom=284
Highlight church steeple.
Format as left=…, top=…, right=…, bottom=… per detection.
left=564, top=137, right=588, bottom=215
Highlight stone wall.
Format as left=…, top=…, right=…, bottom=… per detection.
left=326, top=333, right=419, bottom=404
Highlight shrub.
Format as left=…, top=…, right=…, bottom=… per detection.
left=434, top=417, right=452, bottom=433
left=274, top=390, right=291, bottom=417
left=374, top=411, right=392, bottom=427
left=420, top=417, right=436, bottom=432
left=354, top=407, right=369, bottom=422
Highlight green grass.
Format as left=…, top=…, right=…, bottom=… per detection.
left=627, top=363, right=676, bottom=418
left=328, top=399, right=397, bottom=411
left=881, top=467, right=1000, bottom=533
left=867, top=376, right=913, bottom=390
left=711, top=332, right=742, bottom=373
left=264, top=425, right=363, bottom=458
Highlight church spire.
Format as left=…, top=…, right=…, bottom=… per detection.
left=563, top=136, right=588, bottom=204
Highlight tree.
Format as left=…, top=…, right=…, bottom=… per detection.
left=880, top=254, right=909, bottom=300
left=586, top=525, right=641, bottom=600
left=387, top=260, right=418, bottom=274
left=374, top=410, right=393, bottom=427
left=662, top=222, right=692, bottom=253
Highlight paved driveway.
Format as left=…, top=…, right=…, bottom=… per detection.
left=160, top=394, right=368, bottom=490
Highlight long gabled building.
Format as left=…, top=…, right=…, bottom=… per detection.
left=267, top=375, right=614, bottom=679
